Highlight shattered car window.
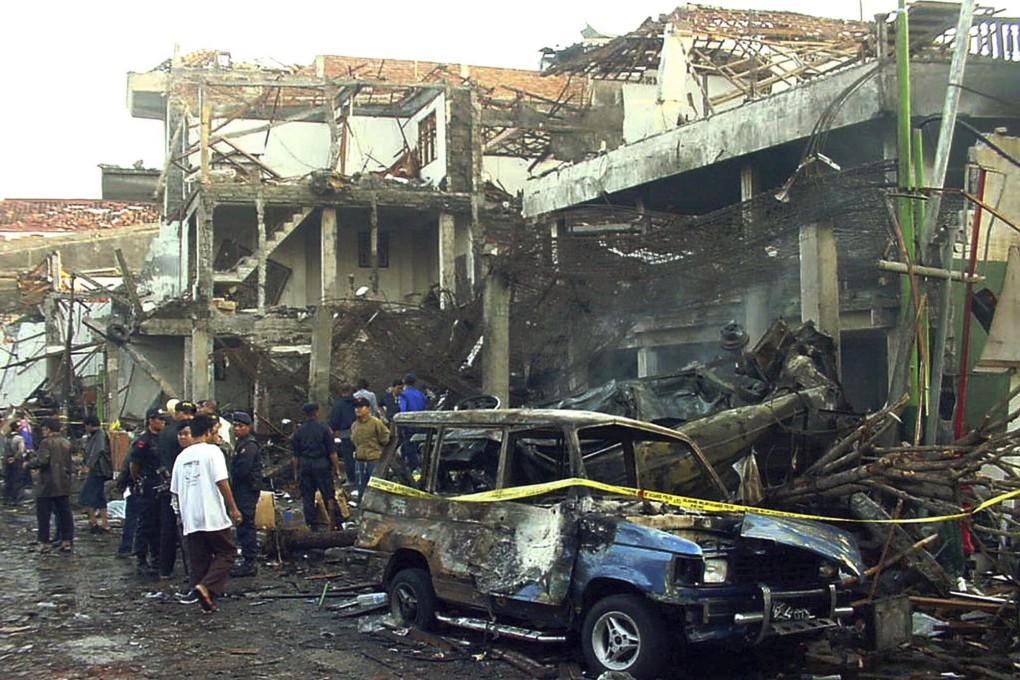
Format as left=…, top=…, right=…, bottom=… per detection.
left=433, top=428, right=502, bottom=495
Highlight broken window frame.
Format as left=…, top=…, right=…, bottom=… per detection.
left=417, top=111, right=437, bottom=167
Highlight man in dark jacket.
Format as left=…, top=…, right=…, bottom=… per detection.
left=292, top=403, right=341, bottom=531
left=27, top=418, right=74, bottom=552
left=156, top=400, right=195, bottom=580
left=328, top=384, right=356, bottom=485
left=229, top=411, right=262, bottom=576
left=79, top=415, right=112, bottom=533
left=129, top=408, right=166, bottom=576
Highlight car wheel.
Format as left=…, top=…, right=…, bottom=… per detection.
left=388, top=568, right=437, bottom=631
left=582, top=594, right=670, bottom=680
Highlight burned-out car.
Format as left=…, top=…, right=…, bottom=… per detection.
left=354, top=409, right=863, bottom=679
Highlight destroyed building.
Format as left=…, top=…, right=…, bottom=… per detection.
left=5, top=3, right=1020, bottom=436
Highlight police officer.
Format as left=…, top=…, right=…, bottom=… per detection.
left=291, top=403, right=342, bottom=531
left=156, top=400, right=196, bottom=580
left=230, top=411, right=261, bottom=576
left=129, top=408, right=166, bottom=576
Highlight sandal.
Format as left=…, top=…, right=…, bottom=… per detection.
left=194, top=584, right=218, bottom=613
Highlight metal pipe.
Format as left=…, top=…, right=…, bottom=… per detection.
left=888, top=0, right=919, bottom=413
left=953, top=168, right=988, bottom=438
left=878, top=260, right=984, bottom=282
left=434, top=613, right=567, bottom=643
left=925, top=0, right=977, bottom=446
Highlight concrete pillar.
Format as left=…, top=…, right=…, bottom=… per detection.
left=745, top=286, right=769, bottom=346
left=321, top=208, right=338, bottom=302
left=104, top=342, right=121, bottom=425
left=43, top=295, right=63, bottom=398
left=800, top=220, right=841, bottom=365
left=256, top=195, right=267, bottom=313
left=194, top=201, right=214, bottom=304
left=740, top=164, right=759, bottom=225
left=481, top=267, right=510, bottom=406
left=189, top=322, right=212, bottom=400
left=637, top=346, right=659, bottom=378
left=438, top=212, right=456, bottom=307
left=308, top=304, right=333, bottom=405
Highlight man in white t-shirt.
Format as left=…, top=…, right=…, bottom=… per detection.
left=170, top=414, right=242, bottom=613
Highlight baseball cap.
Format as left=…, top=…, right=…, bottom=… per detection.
left=145, top=408, right=165, bottom=420
left=352, top=397, right=371, bottom=409
left=176, top=401, right=197, bottom=414
left=232, top=411, right=252, bottom=425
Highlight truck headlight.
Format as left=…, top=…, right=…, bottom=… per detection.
left=703, top=557, right=729, bottom=584
left=818, top=560, right=838, bottom=580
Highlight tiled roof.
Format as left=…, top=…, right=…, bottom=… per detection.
left=318, top=55, right=585, bottom=103
left=0, top=199, right=160, bottom=233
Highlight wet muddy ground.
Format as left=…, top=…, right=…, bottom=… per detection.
left=0, top=500, right=1013, bottom=679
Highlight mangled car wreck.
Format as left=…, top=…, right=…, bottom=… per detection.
left=353, top=409, right=863, bottom=679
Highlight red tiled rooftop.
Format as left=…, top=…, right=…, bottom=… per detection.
left=0, top=199, right=160, bottom=233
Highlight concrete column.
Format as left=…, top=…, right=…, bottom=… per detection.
left=190, top=322, right=211, bottom=400
left=256, top=195, right=267, bottom=313
left=43, top=295, right=63, bottom=395
left=637, top=346, right=660, bottom=378
left=745, top=286, right=769, bottom=346
left=800, top=221, right=841, bottom=364
left=194, top=201, right=214, bottom=304
left=308, top=304, right=333, bottom=405
left=104, top=342, right=121, bottom=425
left=740, top=164, right=759, bottom=225
left=482, top=267, right=510, bottom=406
left=321, top=208, right=338, bottom=302
left=438, top=212, right=456, bottom=307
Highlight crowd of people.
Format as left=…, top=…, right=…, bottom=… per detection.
left=0, top=372, right=431, bottom=614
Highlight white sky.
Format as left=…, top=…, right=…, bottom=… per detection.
left=1, top=0, right=1017, bottom=200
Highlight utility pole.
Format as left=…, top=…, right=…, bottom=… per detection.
left=923, top=0, right=976, bottom=445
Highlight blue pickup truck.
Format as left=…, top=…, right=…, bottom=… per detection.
left=353, top=409, right=863, bottom=679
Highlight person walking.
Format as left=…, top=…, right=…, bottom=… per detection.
left=79, top=415, right=113, bottom=533
left=229, top=411, right=261, bottom=577
left=350, top=397, right=389, bottom=499
left=128, top=408, right=166, bottom=576
left=170, top=414, right=242, bottom=614
left=397, top=373, right=427, bottom=469
left=292, top=403, right=342, bottom=531
left=4, top=422, right=26, bottom=506
left=26, top=418, right=74, bottom=553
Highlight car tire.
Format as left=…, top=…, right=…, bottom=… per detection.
left=582, top=594, right=670, bottom=680
left=388, top=568, right=438, bottom=631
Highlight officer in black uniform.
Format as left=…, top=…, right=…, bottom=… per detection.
left=156, top=400, right=196, bottom=580
left=129, top=408, right=166, bottom=576
left=230, top=411, right=262, bottom=576
left=291, top=403, right=341, bottom=531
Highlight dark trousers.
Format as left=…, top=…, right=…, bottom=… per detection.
left=134, top=491, right=160, bottom=564
left=299, top=459, right=336, bottom=529
left=118, top=493, right=140, bottom=554
left=36, top=495, right=73, bottom=544
left=235, top=490, right=259, bottom=563
left=187, top=528, right=236, bottom=596
left=158, top=495, right=179, bottom=577
left=400, top=428, right=421, bottom=469
left=338, top=439, right=355, bottom=484
left=4, top=461, right=21, bottom=505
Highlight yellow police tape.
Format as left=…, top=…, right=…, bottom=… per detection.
left=367, top=476, right=1020, bottom=525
